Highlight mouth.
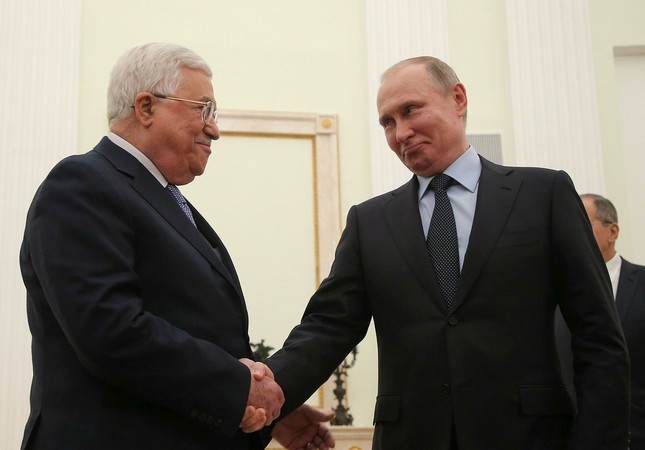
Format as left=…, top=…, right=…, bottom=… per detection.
left=195, top=140, right=212, bottom=152
left=401, top=143, right=422, bottom=158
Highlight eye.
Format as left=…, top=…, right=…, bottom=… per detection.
left=403, top=105, right=417, bottom=116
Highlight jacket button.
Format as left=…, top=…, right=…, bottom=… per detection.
left=442, top=384, right=451, bottom=394
left=207, top=417, right=223, bottom=428
left=448, top=316, right=458, bottom=326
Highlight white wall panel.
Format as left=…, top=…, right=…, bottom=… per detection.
left=365, top=0, right=450, bottom=195
left=614, top=51, right=645, bottom=263
left=0, top=1, right=80, bottom=447
left=506, top=0, right=605, bottom=193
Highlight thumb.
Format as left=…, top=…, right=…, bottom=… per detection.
left=302, top=405, right=335, bottom=422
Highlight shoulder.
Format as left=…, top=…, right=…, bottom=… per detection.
left=479, top=157, right=576, bottom=196
left=355, top=176, right=416, bottom=209
left=480, top=156, right=566, bottom=180
left=46, top=138, right=119, bottom=178
left=621, top=258, right=645, bottom=277
left=33, top=141, right=135, bottom=214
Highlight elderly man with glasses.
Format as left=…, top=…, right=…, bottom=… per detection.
left=19, top=42, right=334, bottom=450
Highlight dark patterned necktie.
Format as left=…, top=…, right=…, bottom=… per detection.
left=426, top=174, right=460, bottom=310
left=166, top=184, right=196, bottom=226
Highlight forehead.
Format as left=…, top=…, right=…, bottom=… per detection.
left=178, top=67, right=215, bottom=102
left=377, top=64, right=436, bottom=112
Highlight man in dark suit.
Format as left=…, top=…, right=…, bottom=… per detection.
left=19, top=42, right=334, bottom=450
left=265, top=56, right=629, bottom=449
left=557, top=193, right=645, bottom=449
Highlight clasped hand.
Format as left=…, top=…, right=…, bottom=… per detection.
left=239, top=358, right=284, bottom=432
left=238, top=359, right=336, bottom=449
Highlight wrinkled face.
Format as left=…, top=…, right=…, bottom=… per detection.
left=148, top=67, right=220, bottom=185
left=377, top=63, right=468, bottom=177
left=583, top=197, right=618, bottom=262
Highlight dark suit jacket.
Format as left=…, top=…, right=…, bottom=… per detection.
left=267, top=157, right=629, bottom=450
left=557, top=257, right=645, bottom=449
left=20, top=137, right=269, bottom=449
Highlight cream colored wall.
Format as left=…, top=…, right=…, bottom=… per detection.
left=448, top=0, right=516, bottom=163
left=589, top=0, right=645, bottom=262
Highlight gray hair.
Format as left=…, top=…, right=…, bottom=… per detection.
left=107, top=43, right=212, bottom=125
left=581, top=193, right=618, bottom=224
left=381, top=56, right=466, bottom=125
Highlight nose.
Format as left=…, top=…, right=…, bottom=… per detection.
left=395, top=122, right=414, bottom=143
left=205, top=121, right=220, bottom=140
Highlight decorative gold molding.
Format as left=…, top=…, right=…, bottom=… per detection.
left=218, top=110, right=341, bottom=287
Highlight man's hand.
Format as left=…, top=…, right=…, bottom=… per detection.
left=240, top=357, right=275, bottom=382
left=239, top=358, right=284, bottom=432
left=272, top=405, right=335, bottom=450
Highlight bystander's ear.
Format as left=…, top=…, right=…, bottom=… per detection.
left=608, top=222, right=620, bottom=245
left=133, top=92, right=155, bottom=127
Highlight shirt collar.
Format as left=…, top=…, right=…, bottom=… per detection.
left=108, top=132, right=169, bottom=187
left=417, top=145, right=481, bottom=201
left=606, top=252, right=622, bottom=273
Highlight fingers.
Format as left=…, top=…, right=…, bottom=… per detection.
left=303, top=426, right=336, bottom=450
left=318, top=424, right=336, bottom=449
left=239, top=406, right=267, bottom=433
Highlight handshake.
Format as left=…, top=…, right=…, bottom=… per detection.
left=238, top=358, right=335, bottom=450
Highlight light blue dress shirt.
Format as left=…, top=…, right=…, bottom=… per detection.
left=417, top=146, right=482, bottom=269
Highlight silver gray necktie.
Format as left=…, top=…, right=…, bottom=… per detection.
left=166, top=184, right=196, bottom=226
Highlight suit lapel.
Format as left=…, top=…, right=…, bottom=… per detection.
left=189, top=204, right=245, bottom=297
left=615, top=259, right=638, bottom=321
left=384, top=177, right=446, bottom=312
left=453, top=158, right=521, bottom=310
left=94, top=138, right=244, bottom=298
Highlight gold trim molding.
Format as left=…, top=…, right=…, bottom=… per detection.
left=218, top=109, right=341, bottom=287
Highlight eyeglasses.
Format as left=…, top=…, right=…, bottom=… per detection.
left=152, top=94, right=218, bottom=124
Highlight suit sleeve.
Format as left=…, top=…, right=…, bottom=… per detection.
left=551, top=171, right=630, bottom=448
left=267, top=205, right=373, bottom=416
left=21, top=157, right=250, bottom=437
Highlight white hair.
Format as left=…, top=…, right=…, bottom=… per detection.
left=107, top=42, right=212, bottom=125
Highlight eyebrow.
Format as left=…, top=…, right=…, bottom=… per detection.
left=198, top=95, right=216, bottom=105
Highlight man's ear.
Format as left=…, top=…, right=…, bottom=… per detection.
left=609, top=223, right=620, bottom=243
left=453, top=82, right=468, bottom=116
left=133, top=92, right=155, bottom=127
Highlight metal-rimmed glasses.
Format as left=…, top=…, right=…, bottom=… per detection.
left=152, top=94, right=218, bottom=124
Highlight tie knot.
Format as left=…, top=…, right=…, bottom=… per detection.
left=430, top=173, right=452, bottom=192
